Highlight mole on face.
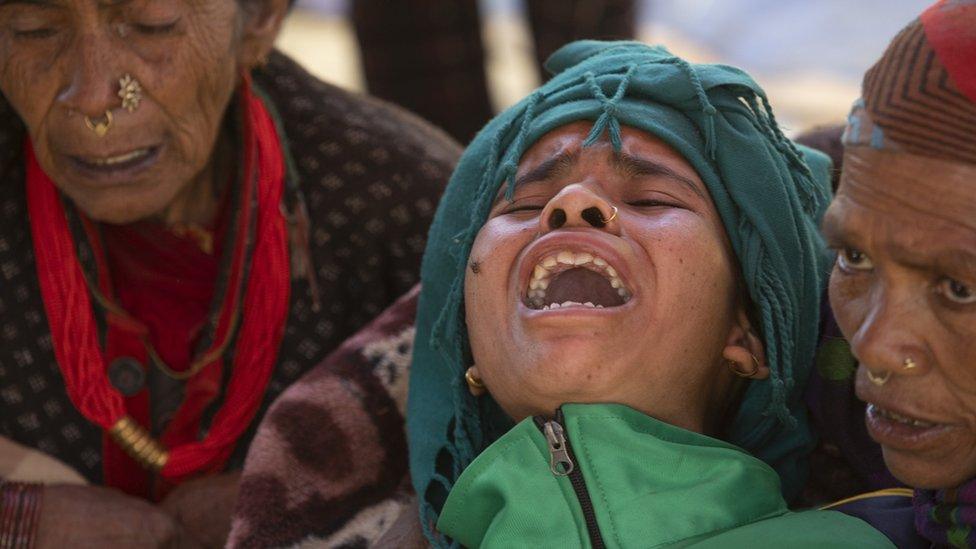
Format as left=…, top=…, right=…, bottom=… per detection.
left=469, top=260, right=482, bottom=274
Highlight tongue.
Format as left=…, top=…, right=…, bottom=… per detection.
left=545, top=268, right=625, bottom=307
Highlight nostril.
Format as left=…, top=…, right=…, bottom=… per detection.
left=581, top=207, right=606, bottom=228
left=549, top=208, right=567, bottom=230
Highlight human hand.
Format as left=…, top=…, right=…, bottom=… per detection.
left=161, top=472, right=241, bottom=548
left=36, top=484, right=183, bottom=548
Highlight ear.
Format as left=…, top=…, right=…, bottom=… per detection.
left=237, top=0, right=290, bottom=70
left=721, top=307, right=770, bottom=380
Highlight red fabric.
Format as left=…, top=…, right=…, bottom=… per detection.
left=25, top=75, right=291, bottom=494
left=102, top=221, right=221, bottom=373
left=90, top=211, right=223, bottom=494
left=922, top=0, right=976, bottom=104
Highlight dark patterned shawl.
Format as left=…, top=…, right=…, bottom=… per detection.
left=0, top=51, right=459, bottom=484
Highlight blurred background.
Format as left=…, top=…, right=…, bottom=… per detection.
left=277, top=0, right=931, bottom=143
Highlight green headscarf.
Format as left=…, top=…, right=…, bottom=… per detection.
left=407, top=41, right=833, bottom=544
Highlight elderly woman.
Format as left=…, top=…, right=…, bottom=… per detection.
left=819, top=1, right=976, bottom=546
left=402, top=40, right=894, bottom=547
left=0, top=0, right=458, bottom=546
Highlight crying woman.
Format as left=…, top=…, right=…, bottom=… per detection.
left=405, top=41, right=896, bottom=548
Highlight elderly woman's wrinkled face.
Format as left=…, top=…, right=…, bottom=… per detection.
left=825, top=148, right=976, bottom=489
left=0, top=0, right=273, bottom=223
left=464, top=122, right=764, bottom=432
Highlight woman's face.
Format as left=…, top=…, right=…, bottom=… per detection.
left=464, top=122, right=758, bottom=432
left=825, top=148, right=976, bottom=490
left=0, top=0, right=280, bottom=223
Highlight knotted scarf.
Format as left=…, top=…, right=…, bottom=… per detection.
left=407, top=41, right=833, bottom=545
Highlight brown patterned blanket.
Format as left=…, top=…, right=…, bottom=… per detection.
left=229, top=286, right=419, bottom=548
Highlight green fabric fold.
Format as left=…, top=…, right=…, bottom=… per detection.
left=439, top=403, right=893, bottom=548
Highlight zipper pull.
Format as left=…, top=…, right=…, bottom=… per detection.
left=543, top=420, right=574, bottom=476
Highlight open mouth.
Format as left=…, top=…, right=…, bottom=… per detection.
left=524, top=249, right=633, bottom=310
left=868, top=404, right=937, bottom=428
left=69, top=146, right=160, bottom=174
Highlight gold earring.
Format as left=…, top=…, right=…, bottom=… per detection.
left=84, top=111, right=113, bottom=137
left=118, top=74, right=143, bottom=113
left=866, top=369, right=890, bottom=386
left=465, top=367, right=486, bottom=397
left=729, top=355, right=761, bottom=378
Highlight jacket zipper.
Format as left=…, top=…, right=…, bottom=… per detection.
left=534, top=409, right=606, bottom=549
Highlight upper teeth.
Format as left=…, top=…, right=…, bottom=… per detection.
left=871, top=404, right=936, bottom=428
left=88, top=148, right=150, bottom=166
left=526, top=250, right=631, bottom=309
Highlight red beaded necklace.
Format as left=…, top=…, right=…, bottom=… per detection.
left=25, top=75, right=290, bottom=488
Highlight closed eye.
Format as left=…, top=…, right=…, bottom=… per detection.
left=14, top=28, right=57, bottom=39
left=626, top=199, right=682, bottom=209
left=503, top=204, right=544, bottom=214
left=133, top=20, right=179, bottom=35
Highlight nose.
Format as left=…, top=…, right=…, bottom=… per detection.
left=540, top=183, right=620, bottom=234
left=56, top=30, right=120, bottom=118
left=849, top=283, right=930, bottom=381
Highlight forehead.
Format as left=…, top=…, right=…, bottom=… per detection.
left=826, top=148, right=976, bottom=259
left=516, top=121, right=699, bottom=179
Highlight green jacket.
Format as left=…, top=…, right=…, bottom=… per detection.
left=437, top=404, right=893, bottom=548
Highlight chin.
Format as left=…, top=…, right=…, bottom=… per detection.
left=77, top=198, right=160, bottom=224
left=882, top=447, right=974, bottom=490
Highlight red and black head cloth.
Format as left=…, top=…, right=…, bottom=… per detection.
left=843, top=0, right=976, bottom=164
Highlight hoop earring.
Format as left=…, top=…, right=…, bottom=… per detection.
left=729, top=355, right=761, bottom=378
left=465, top=367, right=486, bottom=397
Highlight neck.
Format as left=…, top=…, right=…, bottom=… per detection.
left=157, top=130, right=233, bottom=228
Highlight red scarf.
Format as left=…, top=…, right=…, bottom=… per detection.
left=25, top=77, right=290, bottom=493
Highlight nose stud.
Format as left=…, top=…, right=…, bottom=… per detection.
left=866, top=368, right=891, bottom=386
left=84, top=111, right=113, bottom=138
left=903, top=357, right=917, bottom=370
left=118, top=74, right=143, bottom=113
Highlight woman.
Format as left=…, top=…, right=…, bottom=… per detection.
left=0, top=0, right=458, bottom=545
left=407, top=40, right=893, bottom=547
left=820, top=1, right=976, bottom=546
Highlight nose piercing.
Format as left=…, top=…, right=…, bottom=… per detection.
left=601, top=206, right=619, bottom=225
left=903, top=357, right=917, bottom=370
left=866, top=368, right=891, bottom=386
left=118, top=74, right=143, bottom=113
left=84, top=111, right=113, bottom=138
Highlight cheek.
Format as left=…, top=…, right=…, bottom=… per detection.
left=152, top=12, right=240, bottom=159
left=828, top=267, right=869, bottom=338
left=641, top=215, right=736, bottom=307
left=0, top=40, right=61, bottom=133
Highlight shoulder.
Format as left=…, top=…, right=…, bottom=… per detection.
left=253, top=51, right=462, bottom=192
left=229, top=287, right=420, bottom=548
left=820, top=488, right=928, bottom=549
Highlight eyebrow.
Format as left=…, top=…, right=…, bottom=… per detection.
left=0, top=0, right=56, bottom=5
left=0, top=0, right=130, bottom=7
left=513, top=150, right=580, bottom=189
left=611, top=152, right=706, bottom=199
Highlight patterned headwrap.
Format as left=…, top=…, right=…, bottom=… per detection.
left=842, top=2, right=976, bottom=547
left=842, top=0, right=976, bottom=163
left=407, top=41, right=834, bottom=546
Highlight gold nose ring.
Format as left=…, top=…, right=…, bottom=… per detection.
left=118, top=73, right=142, bottom=113
left=866, top=369, right=891, bottom=386
left=84, top=111, right=113, bottom=138
left=601, top=206, right=619, bottom=225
